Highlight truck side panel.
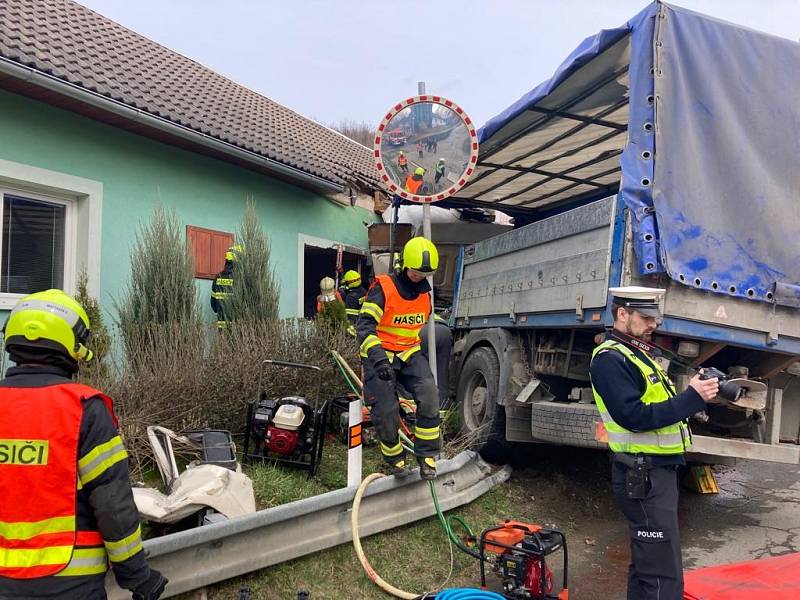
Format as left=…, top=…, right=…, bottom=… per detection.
left=457, top=197, right=615, bottom=319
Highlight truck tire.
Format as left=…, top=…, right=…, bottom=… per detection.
left=455, top=346, right=512, bottom=463
left=530, top=401, right=607, bottom=449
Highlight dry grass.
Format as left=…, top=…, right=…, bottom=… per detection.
left=80, top=319, right=359, bottom=480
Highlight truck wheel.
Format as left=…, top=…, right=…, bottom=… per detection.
left=455, top=347, right=511, bottom=463
left=530, top=401, right=607, bottom=449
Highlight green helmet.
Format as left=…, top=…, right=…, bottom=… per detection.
left=414, top=167, right=425, bottom=177
left=402, top=237, right=439, bottom=274
left=342, top=270, right=362, bottom=288
left=225, top=244, right=243, bottom=262
left=4, top=289, right=93, bottom=362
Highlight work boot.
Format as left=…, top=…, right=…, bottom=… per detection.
left=418, top=456, right=437, bottom=480
left=386, top=459, right=412, bottom=477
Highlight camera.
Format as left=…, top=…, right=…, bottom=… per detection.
left=699, top=367, right=745, bottom=403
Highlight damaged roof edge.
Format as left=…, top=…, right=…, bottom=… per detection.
left=0, top=56, right=344, bottom=194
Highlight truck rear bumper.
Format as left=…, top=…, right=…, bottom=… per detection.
left=689, top=434, right=800, bottom=464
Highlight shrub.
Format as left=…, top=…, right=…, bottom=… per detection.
left=74, top=268, right=111, bottom=368
left=316, top=298, right=348, bottom=331
left=115, top=203, right=200, bottom=331
left=226, top=200, right=281, bottom=322
left=81, top=319, right=359, bottom=480
left=113, top=203, right=201, bottom=371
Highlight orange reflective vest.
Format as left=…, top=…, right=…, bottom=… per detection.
left=375, top=274, right=430, bottom=352
left=398, top=154, right=407, bottom=166
left=405, top=176, right=423, bottom=194
left=0, top=382, right=115, bottom=579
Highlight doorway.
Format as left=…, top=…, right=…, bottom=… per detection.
left=299, top=235, right=369, bottom=318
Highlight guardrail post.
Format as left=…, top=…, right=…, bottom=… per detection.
left=347, top=395, right=363, bottom=487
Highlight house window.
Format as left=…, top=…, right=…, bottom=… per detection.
left=186, top=225, right=235, bottom=279
left=0, top=190, right=72, bottom=298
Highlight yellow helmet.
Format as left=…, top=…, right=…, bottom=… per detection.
left=414, top=166, right=425, bottom=177
left=342, top=270, right=361, bottom=288
left=3, top=289, right=93, bottom=362
left=402, top=237, right=439, bottom=274
left=225, top=244, right=243, bottom=262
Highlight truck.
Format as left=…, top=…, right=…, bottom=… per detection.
left=446, top=2, right=800, bottom=465
left=385, top=128, right=407, bottom=146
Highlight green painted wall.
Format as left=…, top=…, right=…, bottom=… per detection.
left=0, top=89, right=373, bottom=320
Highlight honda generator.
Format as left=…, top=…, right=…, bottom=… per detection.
left=242, top=360, right=329, bottom=477
left=479, top=521, right=568, bottom=599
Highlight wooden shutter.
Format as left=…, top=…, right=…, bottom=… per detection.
left=186, top=226, right=234, bottom=279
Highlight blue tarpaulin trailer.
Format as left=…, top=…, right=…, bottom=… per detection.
left=448, top=2, right=800, bottom=463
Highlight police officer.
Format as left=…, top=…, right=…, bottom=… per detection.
left=211, top=244, right=242, bottom=329
left=340, top=270, right=367, bottom=325
left=356, top=237, right=441, bottom=479
left=0, top=290, right=166, bottom=600
left=589, top=287, right=720, bottom=600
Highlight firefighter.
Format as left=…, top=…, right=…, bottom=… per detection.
left=356, top=237, right=440, bottom=479
left=341, top=270, right=367, bottom=325
left=589, top=287, right=720, bottom=600
left=0, top=290, right=166, bottom=600
left=404, top=166, right=425, bottom=194
left=397, top=151, right=408, bottom=174
left=211, top=244, right=242, bottom=329
left=316, top=276, right=344, bottom=314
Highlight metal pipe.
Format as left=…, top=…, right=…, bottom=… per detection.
left=387, top=194, right=401, bottom=272
left=422, top=203, right=438, bottom=384
left=0, top=57, right=343, bottom=194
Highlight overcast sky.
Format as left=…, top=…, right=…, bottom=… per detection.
left=77, top=1, right=800, bottom=128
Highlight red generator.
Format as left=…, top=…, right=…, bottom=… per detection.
left=479, top=521, right=569, bottom=599
left=242, top=360, right=329, bottom=477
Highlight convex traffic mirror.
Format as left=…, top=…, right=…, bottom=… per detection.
left=374, top=96, right=478, bottom=203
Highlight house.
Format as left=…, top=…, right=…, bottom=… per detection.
left=0, top=0, right=382, bottom=321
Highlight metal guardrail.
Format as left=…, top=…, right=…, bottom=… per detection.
left=107, top=451, right=512, bottom=598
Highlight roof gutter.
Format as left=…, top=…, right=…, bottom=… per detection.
left=0, top=56, right=343, bottom=194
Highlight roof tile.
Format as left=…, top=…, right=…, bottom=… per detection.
left=0, top=0, right=379, bottom=189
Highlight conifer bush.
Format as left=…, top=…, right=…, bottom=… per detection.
left=115, top=203, right=200, bottom=332
left=74, top=268, right=110, bottom=368
left=226, top=200, right=281, bottom=322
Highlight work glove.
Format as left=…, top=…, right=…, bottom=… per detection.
left=132, top=569, right=168, bottom=600
left=374, top=360, right=394, bottom=381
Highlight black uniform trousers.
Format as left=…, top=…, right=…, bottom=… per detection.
left=611, top=459, right=683, bottom=600
left=363, top=350, right=440, bottom=461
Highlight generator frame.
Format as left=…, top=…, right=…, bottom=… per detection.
left=242, top=359, right=329, bottom=477
left=478, top=522, right=568, bottom=599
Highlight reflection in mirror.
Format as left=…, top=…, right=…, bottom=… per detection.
left=380, top=103, right=472, bottom=196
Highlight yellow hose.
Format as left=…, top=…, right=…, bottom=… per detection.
left=351, top=473, right=420, bottom=599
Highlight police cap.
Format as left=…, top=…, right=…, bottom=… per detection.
left=609, top=286, right=665, bottom=318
